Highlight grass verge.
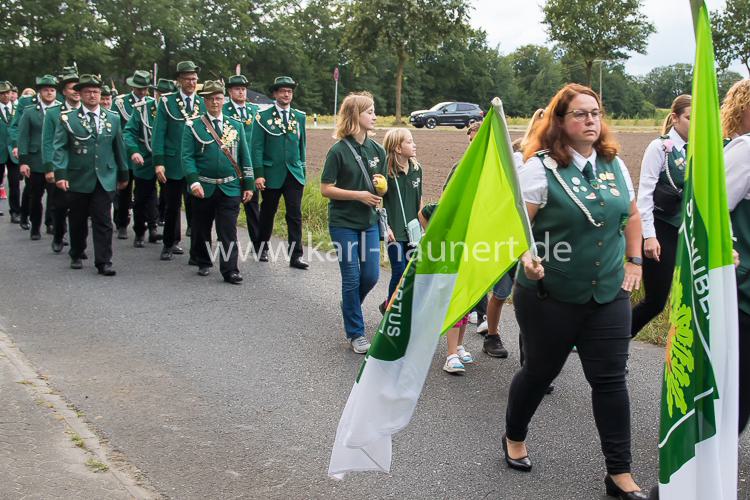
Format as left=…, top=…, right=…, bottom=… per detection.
left=630, top=287, right=670, bottom=346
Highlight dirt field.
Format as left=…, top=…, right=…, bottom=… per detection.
left=305, top=127, right=655, bottom=201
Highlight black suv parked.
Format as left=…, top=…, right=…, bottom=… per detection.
left=409, top=102, right=484, bottom=129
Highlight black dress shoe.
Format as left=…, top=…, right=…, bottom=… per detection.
left=604, top=475, right=649, bottom=499
left=70, top=258, right=83, bottom=269
left=117, top=227, right=128, bottom=239
left=501, top=434, right=532, bottom=472
left=290, top=257, right=309, bottom=270
left=30, top=232, right=41, bottom=240
left=51, top=240, right=63, bottom=253
left=223, top=272, right=243, bottom=284
left=197, top=267, right=210, bottom=276
left=133, top=237, right=145, bottom=248
left=10, top=214, right=20, bottom=223
left=97, top=264, right=116, bottom=276
left=20, top=221, right=30, bottom=230
left=171, top=245, right=184, bottom=255
left=148, top=228, right=162, bottom=243
left=160, top=247, right=173, bottom=261
left=81, top=252, right=88, bottom=260
left=259, top=249, right=269, bottom=262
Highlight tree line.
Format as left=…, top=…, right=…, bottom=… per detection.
left=0, top=0, right=746, bottom=119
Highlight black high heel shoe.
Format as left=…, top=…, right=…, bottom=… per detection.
left=604, top=475, right=649, bottom=499
left=501, top=433, right=532, bottom=472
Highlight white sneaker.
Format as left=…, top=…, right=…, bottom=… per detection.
left=468, top=311, right=478, bottom=324
left=477, top=319, right=488, bottom=335
left=443, top=354, right=465, bottom=374
left=350, top=336, right=370, bottom=354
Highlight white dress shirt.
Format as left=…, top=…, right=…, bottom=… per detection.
left=725, top=134, right=750, bottom=211
left=519, top=147, right=635, bottom=208
left=81, top=105, right=101, bottom=129
left=636, top=127, right=687, bottom=238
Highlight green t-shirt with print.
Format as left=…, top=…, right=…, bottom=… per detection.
left=321, top=136, right=387, bottom=230
left=382, top=158, right=423, bottom=241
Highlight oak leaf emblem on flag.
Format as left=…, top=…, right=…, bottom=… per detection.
left=664, top=278, right=695, bottom=418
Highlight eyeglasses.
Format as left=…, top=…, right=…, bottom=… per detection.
left=565, top=109, right=603, bottom=122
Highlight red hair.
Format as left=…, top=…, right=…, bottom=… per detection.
left=523, top=83, right=619, bottom=166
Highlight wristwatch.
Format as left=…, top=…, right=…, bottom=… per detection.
left=626, top=256, right=643, bottom=266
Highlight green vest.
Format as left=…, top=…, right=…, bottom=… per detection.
left=516, top=152, right=631, bottom=304
left=17, top=102, right=51, bottom=172
left=733, top=198, right=750, bottom=316
left=152, top=92, right=205, bottom=180
left=654, top=135, right=686, bottom=227
left=251, top=106, right=306, bottom=189
left=52, top=107, right=129, bottom=193
left=122, top=99, right=157, bottom=180
left=181, top=114, right=254, bottom=198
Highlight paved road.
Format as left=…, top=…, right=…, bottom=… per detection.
left=0, top=219, right=747, bottom=499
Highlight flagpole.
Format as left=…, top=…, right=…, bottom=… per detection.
left=490, top=97, right=546, bottom=297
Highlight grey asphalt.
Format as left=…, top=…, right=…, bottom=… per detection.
left=0, top=218, right=747, bottom=499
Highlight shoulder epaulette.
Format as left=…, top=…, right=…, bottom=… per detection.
left=534, top=149, right=550, bottom=157
left=115, top=94, right=129, bottom=100
left=48, top=101, right=61, bottom=108
left=293, top=108, right=306, bottom=115
left=60, top=108, right=75, bottom=115
left=659, top=134, right=669, bottom=140
left=160, top=92, right=176, bottom=97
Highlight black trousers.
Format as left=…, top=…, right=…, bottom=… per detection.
left=158, top=182, right=166, bottom=221
left=243, top=193, right=261, bottom=253
left=259, top=171, right=304, bottom=259
left=506, top=285, right=633, bottom=474
left=632, top=219, right=679, bottom=337
left=67, top=182, right=114, bottom=267
left=192, top=189, right=240, bottom=277
left=184, top=190, right=193, bottom=229
left=740, top=311, right=750, bottom=434
left=20, top=176, right=30, bottom=221
left=51, top=185, right=68, bottom=243
left=113, top=170, right=134, bottom=229
left=133, top=177, right=158, bottom=237
left=162, top=178, right=184, bottom=248
left=28, top=172, right=54, bottom=234
left=2, top=160, right=21, bottom=215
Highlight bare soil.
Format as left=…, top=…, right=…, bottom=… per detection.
left=305, top=127, right=654, bottom=201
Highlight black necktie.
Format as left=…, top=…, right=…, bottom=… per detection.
left=582, top=161, right=595, bottom=184
left=88, top=112, right=97, bottom=135
left=185, top=96, right=192, bottom=113
left=281, top=110, right=288, bottom=127
left=683, top=143, right=688, bottom=155
left=213, top=119, right=221, bottom=134
left=239, top=107, right=246, bottom=120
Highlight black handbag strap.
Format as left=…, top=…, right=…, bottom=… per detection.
left=343, top=138, right=376, bottom=194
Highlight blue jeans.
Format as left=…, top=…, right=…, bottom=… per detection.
left=329, top=224, right=381, bottom=339
left=386, top=241, right=413, bottom=302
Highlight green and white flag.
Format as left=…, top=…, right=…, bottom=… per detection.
left=658, top=2, right=739, bottom=498
left=328, top=99, right=531, bottom=478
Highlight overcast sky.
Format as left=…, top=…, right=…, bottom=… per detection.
left=470, top=0, right=747, bottom=77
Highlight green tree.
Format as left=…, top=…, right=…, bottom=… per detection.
left=542, top=0, right=655, bottom=85
left=343, top=0, right=470, bottom=123
left=712, top=0, right=750, bottom=76
left=509, top=45, right=564, bottom=116
left=640, top=64, right=693, bottom=109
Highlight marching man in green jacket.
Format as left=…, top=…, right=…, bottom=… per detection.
left=222, top=74, right=261, bottom=253
left=18, top=75, right=58, bottom=240
left=252, top=76, right=308, bottom=269
left=112, top=69, right=152, bottom=240
left=182, top=80, right=253, bottom=284
left=0, top=81, right=19, bottom=220
left=122, top=78, right=169, bottom=248
left=42, top=68, right=81, bottom=253
left=53, top=74, right=129, bottom=276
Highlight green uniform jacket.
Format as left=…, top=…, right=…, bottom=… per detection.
left=18, top=102, right=51, bottom=173
left=9, top=95, right=35, bottom=160
left=122, top=98, right=157, bottom=180
left=223, top=100, right=258, bottom=142
left=112, top=93, right=141, bottom=127
left=52, top=107, right=129, bottom=193
left=152, top=92, right=205, bottom=180
left=42, top=102, right=80, bottom=174
left=181, top=114, right=254, bottom=198
left=251, top=106, right=306, bottom=189
left=0, top=103, right=14, bottom=164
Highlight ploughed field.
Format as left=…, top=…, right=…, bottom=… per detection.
left=304, top=127, right=654, bottom=201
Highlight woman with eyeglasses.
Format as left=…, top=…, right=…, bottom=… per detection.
left=631, top=95, right=691, bottom=337
left=502, top=84, right=648, bottom=499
